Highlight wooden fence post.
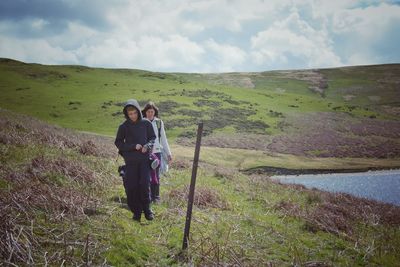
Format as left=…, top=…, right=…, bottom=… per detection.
left=182, top=122, right=203, bottom=250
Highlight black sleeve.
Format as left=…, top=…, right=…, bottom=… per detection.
left=114, top=124, right=136, bottom=152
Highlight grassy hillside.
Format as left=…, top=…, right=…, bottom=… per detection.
left=0, top=58, right=399, bottom=161
left=1, top=109, right=400, bottom=266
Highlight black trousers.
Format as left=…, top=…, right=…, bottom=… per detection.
left=150, top=152, right=162, bottom=201
left=123, top=161, right=151, bottom=217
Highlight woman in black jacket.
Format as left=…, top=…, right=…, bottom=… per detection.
left=115, top=99, right=156, bottom=222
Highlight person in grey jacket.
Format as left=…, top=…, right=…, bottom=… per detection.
left=142, top=102, right=172, bottom=203
left=115, top=99, right=156, bottom=222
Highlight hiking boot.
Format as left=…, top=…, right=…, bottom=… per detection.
left=150, top=184, right=159, bottom=203
left=132, top=214, right=141, bottom=222
left=144, top=211, right=154, bottom=221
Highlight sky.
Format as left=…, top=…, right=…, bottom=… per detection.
left=0, top=0, right=399, bottom=73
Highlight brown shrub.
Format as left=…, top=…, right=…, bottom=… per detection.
left=0, top=157, right=101, bottom=264
left=0, top=167, right=100, bottom=264
left=0, top=184, right=99, bottom=265
left=2, top=156, right=99, bottom=214
left=170, top=158, right=191, bottom=170
left=27, top=155, right=96, bottom=183
left=79, top=140, right=100, bottom=156
left=11, top=181, right=97, bottom=216
left=269, top=112, right=400, bottom=158
left=213, top=166, right=237, bottom=180
left=0, top=195, right=31, bottom=264
left=167, top=185, right=229, bottom=210
left=0, top=111, right=110, bottom=265
left=274, top=184, right=400, bottom=237
left=0, top=110, right=116, bottom=158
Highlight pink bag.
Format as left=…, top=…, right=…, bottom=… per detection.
left=149, top=153, right=160, bottom=185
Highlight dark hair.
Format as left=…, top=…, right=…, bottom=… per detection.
left=142, top=101, right=159, bottom=118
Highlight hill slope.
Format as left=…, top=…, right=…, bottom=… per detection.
left=1, top=109, right=400, bottom=266
left=0, top=58, right=399, bottom=160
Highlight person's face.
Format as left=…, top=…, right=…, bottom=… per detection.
left=146, top=108, right=155, bottom=120
left=127, top=109, right=139, bottom=122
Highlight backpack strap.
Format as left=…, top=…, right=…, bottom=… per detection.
left=156, top=119, right=162, bottom=140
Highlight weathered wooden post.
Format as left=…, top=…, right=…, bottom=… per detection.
left=182, top=122, right=203, bottom=250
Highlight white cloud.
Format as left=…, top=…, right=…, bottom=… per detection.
left=309, top=0, right=360, bottom=21
left=74, top=34, right=205, bottom=71
left=107, top=0, right=284, bottom=36
left=250, top=12, right=342, bottom=69
left=135, top=35, right=205, bottom=70
left=330, top=3, right=400, bottom=65
left=183, top=0, right=274, bottom=32
left=347, top=52, right=377, bottom=66
left=75, top=38, right=139, bottom=68
left=332, top=3, right=400, bottom=35
left=31, top=18, right=50, bottom=30
left=0, top=36, right=78, bottom=64
left=48, top=21, right=100, bottom=49
left=106, top=1, right=200, bottom=38
left=203, top=39, right=247, bottom=72
left=0, top=0, right=399, bottom=72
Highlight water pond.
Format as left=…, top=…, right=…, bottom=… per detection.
left=273, top=169, right=400, bottom=206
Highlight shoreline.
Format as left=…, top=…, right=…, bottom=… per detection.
left=242, top=166, right=400, bottom=176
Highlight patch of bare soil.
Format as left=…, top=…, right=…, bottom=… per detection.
left=202, top=73, right=255, bottom=88
left=275, top=70, right=328, bottom=96
left=343, top=94, right=356, bottom=101
left=368, top=95, right=381, bottom=102
left=381, top=105, right=400, bottom=117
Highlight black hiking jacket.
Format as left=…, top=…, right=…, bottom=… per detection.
left=115, top=99, right=156, bottom=163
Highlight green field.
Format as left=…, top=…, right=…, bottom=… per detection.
left=1, top=58, right=398, bottom=136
